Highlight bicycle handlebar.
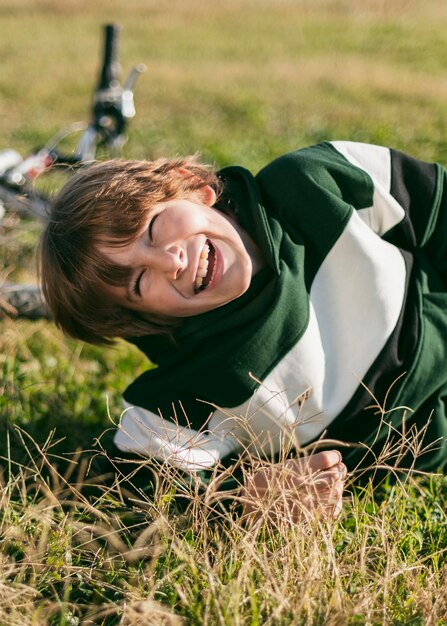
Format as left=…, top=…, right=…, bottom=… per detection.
left=90, top=24, right=145, bottom=156
left=98, top=23, right=121, bottom=91
left=0, top=22, right=144, bottom=209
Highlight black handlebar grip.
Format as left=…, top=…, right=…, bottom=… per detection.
left=98, top=23, right=121, bottom=90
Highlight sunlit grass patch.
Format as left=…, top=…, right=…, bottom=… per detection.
left=1, top=431, right=447, bottom=625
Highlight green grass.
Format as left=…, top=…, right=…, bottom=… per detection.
left=2, top=1, right=447, bottom=624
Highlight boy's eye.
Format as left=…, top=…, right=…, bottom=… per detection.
left=132, top=268, right=147, bottom=298
left=148, top=213, right=160, bottom=242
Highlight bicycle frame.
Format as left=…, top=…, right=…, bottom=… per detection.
left=0, top=24, right=144, bottom=319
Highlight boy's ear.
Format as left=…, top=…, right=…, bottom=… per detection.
left=199, top=184, right=217, bottom=207
left=177, top=167, right=217, bottom=207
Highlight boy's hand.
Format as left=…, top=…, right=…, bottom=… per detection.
left=241, top=450, right=347, bottom=523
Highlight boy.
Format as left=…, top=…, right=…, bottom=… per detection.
left=40, top=140, right=447, bottom=517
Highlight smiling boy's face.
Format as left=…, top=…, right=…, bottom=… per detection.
left=99, top=186, right=263, bottom=318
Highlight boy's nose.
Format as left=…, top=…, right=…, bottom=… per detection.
left=151, top=244, right=186, bottom=279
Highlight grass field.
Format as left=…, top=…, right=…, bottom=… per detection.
left=2, top=1, right=447, bottom=624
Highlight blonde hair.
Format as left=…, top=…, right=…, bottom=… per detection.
left=39, top=157, right=222, bottom=345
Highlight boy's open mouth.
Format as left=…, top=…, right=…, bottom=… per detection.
left=194, top=239, right=216, bottom=293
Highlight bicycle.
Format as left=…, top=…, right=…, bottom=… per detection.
left=0, top=23, right=145, bottom=319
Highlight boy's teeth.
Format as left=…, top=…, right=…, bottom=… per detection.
left=198, top=258, right=209, bottom=273
left=195, top=242, right=211, bottom=291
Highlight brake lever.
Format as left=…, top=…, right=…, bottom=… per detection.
left=121, top=64, right=146, bottom=119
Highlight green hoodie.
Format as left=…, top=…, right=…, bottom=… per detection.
left=116, top=141, right=447, bottom=475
